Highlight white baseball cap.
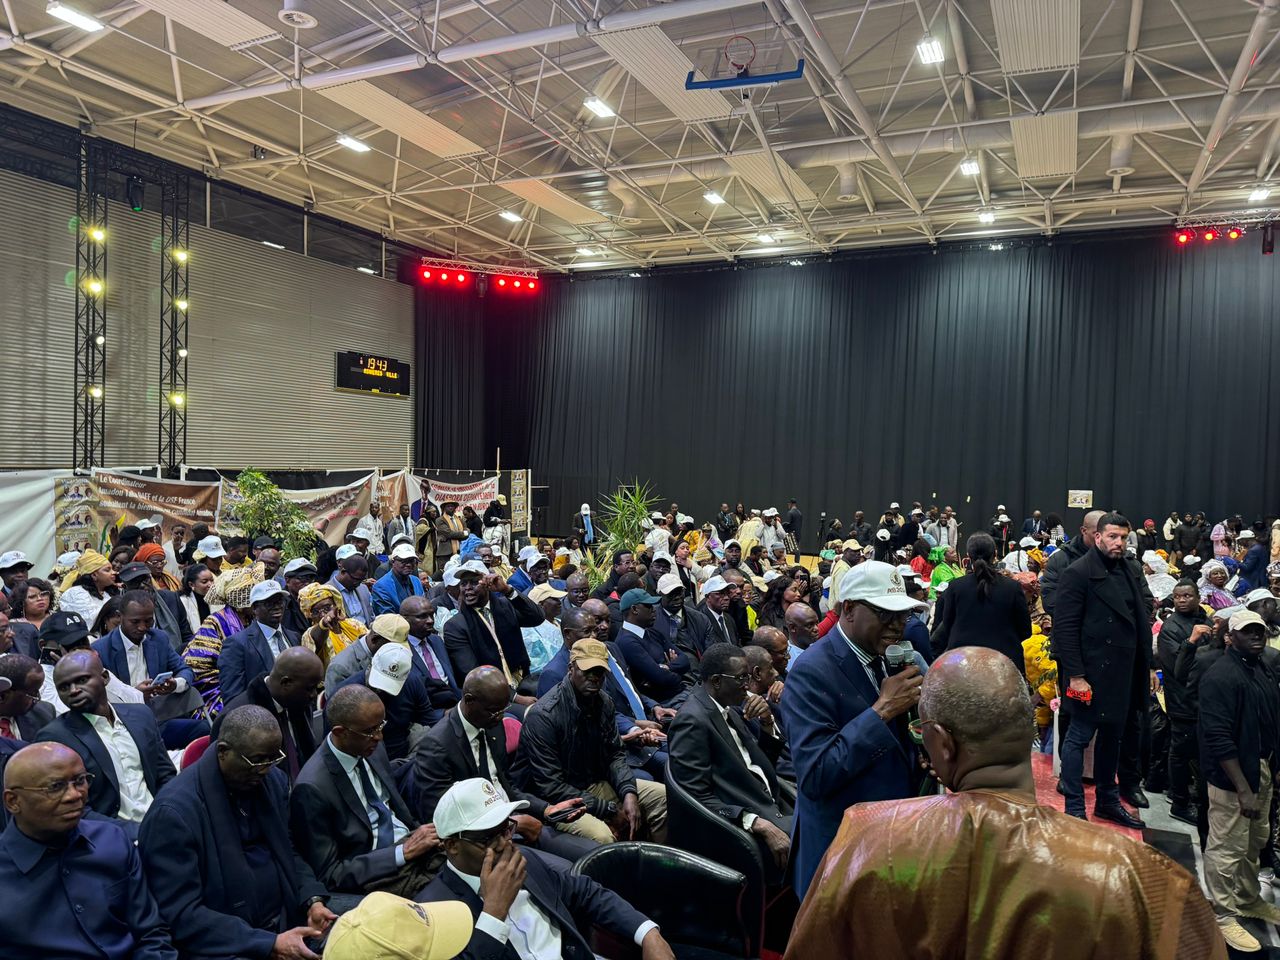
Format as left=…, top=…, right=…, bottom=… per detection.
left=1245, top=587, right=1276, bottom=608
left=517, top=545, right=540, bottom=564
left=701, top=575, right=731, bottom=596
left=0, top=550, right=30, bottom=569
left=434, top=778, right=528, bottom=839
left=455, top=560, right=489, bottom=578
left=895, top=564, right=918, bottom=580
left=390, top=542, right=419, bottom=561
left=763, top=570, right=781, bottom=583
left=281, top=558, right=318, bottom=578
left=134, top=518, right=158, bottom=530
left=724, top=539, right=742, bottom=550
left=555, top=547, right=571, bottom=558
left=195, top=535, right=226, bottom=558
left=523, top=554, right=549, bottom=571
left=335, top=544, right=358, bottom=561
left=1239, top=529, right=1257, bottom=541
left=249, top=580, right=284, bottom=604
left=650, top=511, right=665, bottom=521
left=1018, top=536, right=1038, bottom=548
left=875, top=528, right=891, bottom=542
left=442, top=569, right=461, bottom=588
left=888, top=502, right=901, bottom=510
left=56, top=550, right=82, bottom=567
left=349, top=526, right=375, bottom=543
left=656, top=573, right=683, bottom=595
left=998, top=514, right=1011, bottom=523
left=369, top=642, right=413, bottom=695
left=650, top=551, right=673, bottom=566
left=835, top=560, right=928, bottom=612
left=763, top=507, right=778, bottom=518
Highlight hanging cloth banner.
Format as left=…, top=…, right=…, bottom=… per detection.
left=218, top=473, right=375, bottom=548
left=88, top=468, right=222, bottom=553
left=0, top=469, right=73, bottom=576
left=422, top=475, right=500, bottom=514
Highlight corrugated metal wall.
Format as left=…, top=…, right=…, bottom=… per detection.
left=0, top=167, right=415, bottom=470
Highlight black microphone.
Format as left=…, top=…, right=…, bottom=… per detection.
left=884, top=643, right=907, bottom=677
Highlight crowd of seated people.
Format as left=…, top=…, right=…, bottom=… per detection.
left=0, top=497, right=1273, bottom=957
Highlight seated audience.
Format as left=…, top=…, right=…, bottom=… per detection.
left=298, top=581, right=367, bottom=672
left=219, top=579, right=301, bottom=703
left=443, top=560, right=544, bottom=694
left=57, top=550, right=118, bottom=626
left=521, top=639, right=668, bottom=845
left=615, top=587, right=690, bottom=704
left=521, top=582, right=566, bottom=678
left=668, top=642, right=792, bottom=874
left=653, top=573, right=713, bottom=672
left=409, top=666, right=595, bottom=863
left=291, top=684, right=444, bottom=898
left=0, top=742, right=178, bottom=959
left=330, top=554, right=375, bottom=626
left=117, top=560, right=190, bottom=651
left=36, top=651, right=175, bottom=839
left=213, top=647, right=324, bottom=783
left=337, top=641, right=444, bottom=760
left=697, top=575, right=739, bottom=645
left=139, top=705, right=336, bottom=959
left=38, top=611, right=145, bottom=714
left=322, top=890, right=472, bottom=960
left=402, top=595, right=460, bottom=698
left=0, top=653, right=54, bottom=741
left=784, top=647, right=1225, bottom=959
left=417, top=777, right=676, bottom=960
left=279, top=559, right=317, bottom=636
left=371, top=542, right=426, bottom=616
left=326, top=612, right=407, bottom=692
left=10, top=577, right=54, bottom=658
left=182, top=564, right=261, bottom=717
left=783, top=601, right=819, bottom=665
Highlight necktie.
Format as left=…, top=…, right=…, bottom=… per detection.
left=282, top=722, right=300, bottom=779
left=870, top=657, right=887, bottom=690
left=417, top=641, right=443, bottom=681
left=0, top=717, right=13, bottom=739
left=717, top=614, right=731, bottom=644
left=271, top=630, right=286, bottom=656
left=356, top=760, right=394, bottom=849
left=475, top=731, right=493, bottom=780
left=607, top=657, right=647, bottom=720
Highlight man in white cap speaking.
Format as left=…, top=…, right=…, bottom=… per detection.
left=780, top=560, right=927, bottom=897
left=417, top=777, right=676, bottom=960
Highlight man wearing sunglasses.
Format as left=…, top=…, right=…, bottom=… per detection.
left=418, top=777, right=676, bottom=960
left=780, top=560, right=926, bottom=898
left=139, top=705, right=335, bottom=960
left=1, top=741, right=178, bottom=959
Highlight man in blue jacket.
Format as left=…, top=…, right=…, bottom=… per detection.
left=779, top=560, right=925, bottom=897
left=371, top=542, right=426, bottom=616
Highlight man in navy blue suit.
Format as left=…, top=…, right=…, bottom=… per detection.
left=402, top=595, right=461, bottom=698
left=417, top=777, right=676, bottom=960
left=780, top=560, right=925, bottom=897
left=615, top=588, right=690, bottom=705
left=0, top=741, right=177, bottom=959
left=219, top=579, right=301, bottom=702
left=36, top=651, right=176, bottom=840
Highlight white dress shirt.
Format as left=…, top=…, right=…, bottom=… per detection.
left=327, top=736, right=410, bottom=863
left=713, top=701, right=772, bottom=830
left=447, top=862, right=658, bottom=958
left=257, top=620, right=289, bottom=660
left=85, top=707, right=153, bottom=822
left=458, top=706, right=502, bottom=784
left=120, top=634, right=189, bottom=693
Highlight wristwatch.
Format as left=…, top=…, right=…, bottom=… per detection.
left=603, top=800, right=619, bottom=818
left=303, top=896, right=327, bottom=911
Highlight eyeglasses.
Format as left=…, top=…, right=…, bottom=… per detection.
left=348, top=720, right=387, bottom=740
left=712, top=672, right=748, bottom=686
left=862, top=602, right=905, bottom=625
left=235, top=749, right=286, bottom=771
left=9, top=772, right=95, bottom=798
left=458, top=818, right=516, bottom=849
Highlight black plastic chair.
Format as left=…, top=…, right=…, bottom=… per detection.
left=571, top=841, right=754, bottom=959
left=664, top=760, right=768, bottom=954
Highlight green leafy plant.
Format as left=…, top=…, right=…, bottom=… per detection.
left=595, top=480, right=660, bottom=564
left=234, top=469, right=316, bottom=562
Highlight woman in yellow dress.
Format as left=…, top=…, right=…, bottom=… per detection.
left=298, top=582, right=368, bottom=671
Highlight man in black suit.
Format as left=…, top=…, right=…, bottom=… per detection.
left=291, top=684, right=444, bottom=899
left=402, top=595, right=461, bottom=699
left=417, top=777, right=676, bottom=960
left=616, top=588, right=691, bottom=704
left=668, top=643, right=792, bottom=873
left=589, top=549, right=636, bottom=602
left=1054, top=512, right=1153, bottom=828
left=697, top=575, right=738, bottom=646
left=140, top=705, right=336, bottom=960
left=35, top=650, right=175, bottom=839
left=219, top=579, right=301, bottom=702
left=116, top=562, right=192, bottom=653
left=443, top=560, right=544, bottom=703
left=214, top=647, right=324, bottom=783
left=0, top=654, right=54, bottom=741
left=654, top=574, right=713, bottom=674
left=410, top=666, right=595, bottom=863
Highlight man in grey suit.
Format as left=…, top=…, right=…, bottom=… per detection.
left=324, top=614, right=410, bottom=693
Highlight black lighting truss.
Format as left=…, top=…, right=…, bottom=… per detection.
left=159, top=174, right=189, bottom=474
left=73, top=138, right=108, bottom=472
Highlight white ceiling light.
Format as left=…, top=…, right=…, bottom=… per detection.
left=977, top=209, right=996, bottom=224
left=703, top=191, right=725, bottom=205
left=789, top=259, right=804, bottom=266
left=988, top=243, right=1006, bottom=251
left=629, top=272, right=643, bottom=278
left=959, top=158, right=980, bottom=176
left=576, top=247, right=598, bottom=256
left=47, top=2, right=104, bottom=31
left=1249, top=187, right=1272, bottom=205
left=583, top=97, right=615, bottom=119
left=336, top=135, right=371, bottom=153
left=917, top=35, right=945, bottom=64
left=499, top=210, right=522, bottom=223
left=757, top=233, right=776, bottom=244
left=261, top=240, right=286, bottom=250
left=356, top=266, right=377, bottom=274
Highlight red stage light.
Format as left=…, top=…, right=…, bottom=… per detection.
left=528, top=281, right=537, bottom=291
left=1227, top=226, right=1243, bottom=240
left=1203, top=228, right=1219, bottom=242
left=513, top=280, right=522, bottom=288
left=498, top=278, right=506, bottom=287
left=421, top=269, right=432, bottom=280
left=1175, top=228, right=1195, bottom=245
left=456, top=272, right=467, bottom=283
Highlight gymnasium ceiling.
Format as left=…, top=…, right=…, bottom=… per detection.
left=1, top=0, right=1277, bottom=270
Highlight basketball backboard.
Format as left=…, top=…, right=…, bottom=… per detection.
left=686, top=37, right=806, bottom=91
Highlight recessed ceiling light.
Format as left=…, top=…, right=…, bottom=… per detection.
left=789, top=259, right=804, bottom=266
left=261, top=240, right=286, bottom=249
left=917, top=35, right=944, bottom=64
left=499, top=210, right=522, bottom=223
left=704, top=191, right=725, bottom=205
left=988, top=243, right=1005, bottom=251
left=583, top=97, right=615, bottom=119
left=336, top=135, right=371, bottom=153
left=1249, top=187, right=1271, bottom=205
left=960, top=158, right=980, bottom=176
left=977, top=209, right=996, bottom=224
left=46, top=2, right=103, bottom=31
left=629, top=272, right=642, bottom=278
left=757, top=233, right=775, bottom=244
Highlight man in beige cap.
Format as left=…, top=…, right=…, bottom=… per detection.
left=325, top=892, right=471, bottom=960
left=325, top=612, right=410, bottom=692
left=520, top=640, right=668, bottom=845
left=417, top=778, right=676, bottom=960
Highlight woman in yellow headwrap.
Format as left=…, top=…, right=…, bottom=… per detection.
left=298, top=582, right=367, bottom=671
left=182, top=563, right=262, bottom=718
left=57, top=550, right=119, bottom=625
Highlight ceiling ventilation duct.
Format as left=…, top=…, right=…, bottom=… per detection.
left=278, top=0, right=318, bottom=30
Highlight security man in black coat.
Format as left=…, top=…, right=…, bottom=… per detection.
left=1053, top=512, right=1153, bottom=829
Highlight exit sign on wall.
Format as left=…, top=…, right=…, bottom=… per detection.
left=334, top=352, right=411, bottom=397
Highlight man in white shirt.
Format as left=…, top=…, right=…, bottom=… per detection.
left=36, top=610, right=146, bottom=715
left=35, top=649, right=176, bottom=839
left=759, top=509, right=785, bottom=556
left=644, top=513, right=671, bottom=559
left=417, top=777, right=676, bottom=960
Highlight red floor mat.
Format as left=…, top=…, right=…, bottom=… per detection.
left=1030, top=752, right=1144, bottom=841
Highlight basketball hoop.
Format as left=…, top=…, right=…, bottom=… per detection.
left=724, top=35, right=757, bottom=74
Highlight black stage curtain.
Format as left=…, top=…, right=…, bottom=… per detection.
left=415, top=229, right=1280, bottom=541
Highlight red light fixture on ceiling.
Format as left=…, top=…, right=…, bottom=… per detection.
left=419, top=262, right=538, bottom=292
left=1227, top=225, right=1244, bottom=240
left=1175, top=227, right=1195, bottom=245
left=1203, top=227, right=1219, bottom=242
